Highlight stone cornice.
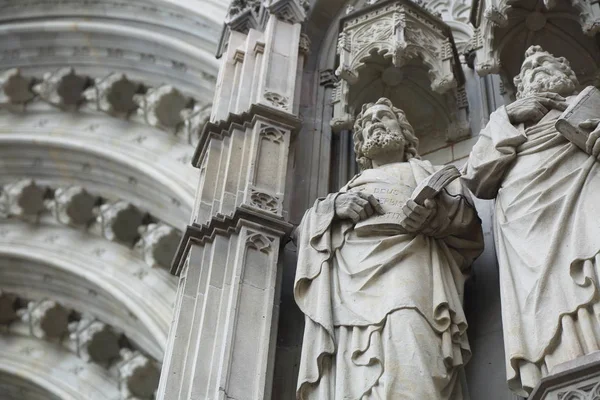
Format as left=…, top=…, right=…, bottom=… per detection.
left=192, top=103, right=302, bottom=167
left=171, top=207, right=294, bottom=276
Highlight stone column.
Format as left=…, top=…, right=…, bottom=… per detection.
left=156, top=1, right=306, bottom=399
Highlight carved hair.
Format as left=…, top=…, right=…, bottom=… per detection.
left=514, top=45, right=578, bottom=99
left=353, top=98, right=419, bottom=171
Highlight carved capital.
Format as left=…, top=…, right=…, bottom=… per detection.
left=33, top=67, right=91, bottom=110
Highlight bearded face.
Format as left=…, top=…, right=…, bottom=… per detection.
left=359, top=104, right=407, bottom=162
left=517, top=53, right=577, bottom=98
left=361, top=121, right=405, bottom=159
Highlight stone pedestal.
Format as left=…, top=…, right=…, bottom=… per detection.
left=529, top=352, right=600, bottom=400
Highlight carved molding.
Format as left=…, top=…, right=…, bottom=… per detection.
left=33, top=68, right=92, bottom=110
left=0, top=292, right=161, bottom=399
left=0, top=68, right=212, bottom=147
left=0, top=179, right=181, bottom=270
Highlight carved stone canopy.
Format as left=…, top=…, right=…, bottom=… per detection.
left=332, top=0, right=470, bottom=147
left=469, top=0, right=600, bottom=88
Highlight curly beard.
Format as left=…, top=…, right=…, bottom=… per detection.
left=361, top=123, right=405, bottom=159
left=519, top=68, right=577, bottom=98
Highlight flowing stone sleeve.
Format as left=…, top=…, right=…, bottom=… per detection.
left=462, top=106, right=528, bottom=199
left=294, top=192, right=352, bottom=399
left=428, top=185, right=485, bottom=270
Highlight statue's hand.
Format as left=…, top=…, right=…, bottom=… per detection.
left=580, top=118, right=600, bottom=158
left=400, top=199, right=437, bottom=233
left=334, top=192, right=384, bottom=223
left=506, top=93, right=567, bottom=124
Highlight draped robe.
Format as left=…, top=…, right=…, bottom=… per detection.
left=462, top=98, right=600, bottom=396
left=295, top=159, right=483, bottom=399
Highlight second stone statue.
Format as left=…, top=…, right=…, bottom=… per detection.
left=294, top=98, right=484, bottom=399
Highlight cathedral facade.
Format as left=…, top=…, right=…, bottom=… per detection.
left=1, top=0, right=600, bottom=399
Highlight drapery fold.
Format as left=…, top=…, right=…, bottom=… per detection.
left=295, top=159, right=483, bottom=399
left=463, top=103, right=600, bottom=396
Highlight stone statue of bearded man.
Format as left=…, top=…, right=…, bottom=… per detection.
left=463, top=45, right=600, bottom=396
left=294, top=98, right=484, bottom=399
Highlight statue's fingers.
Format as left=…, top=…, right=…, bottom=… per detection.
left=534, top=101, right=549, bottom=114
left=579, top=119, right=600, bottom=129
left=537, top=92, right=566, bottom=102
left=399, top=218, right=418, bottom=232
left=347, top=209, right=360, bottom=223
left=405, top=199, right=427, bottom=214
left=363, top=202, right=374, bottom=217
left=549, top=100, right=567, bottom=111
left=586, top=130, right=600, bottom=154
left=360, top=193, right=384, bottom=214
left=403, top=217, right=421, bottom=230
left=349, top=202, right=364, bottom=215
left=358, top=208, right=368, bottom=221
left=403, top=206, right=427, bottom=224
left=530, top=107, right=545, bottom=122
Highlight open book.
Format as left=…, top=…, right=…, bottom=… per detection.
left=555, top=86, right=600, bottom=152
left=353, top=165, right=461, bottom=235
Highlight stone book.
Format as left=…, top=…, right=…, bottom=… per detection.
left=354, top=165, right=461, bottom=235
left=555, top=86, right=600, bottom=152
